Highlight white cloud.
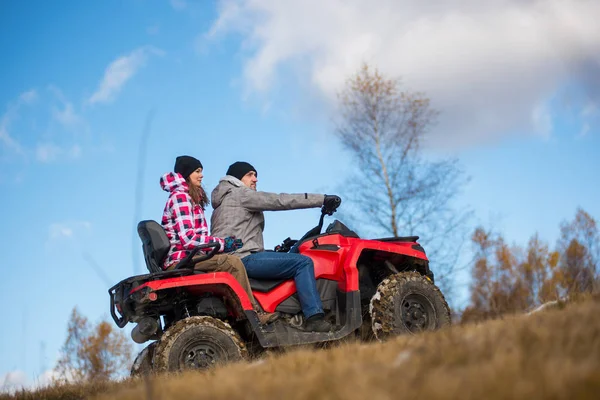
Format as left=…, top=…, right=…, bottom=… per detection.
left=19, top=90, right=38, bottom=105
left=0, top=89, right=38, bottom=155
left=581, top=102, right=597, bottom=118
left=170, top=0, right=187, bottom=11
left=0, top=370, right=28, bottom=393
left=1, top=86, right=108, bottom=164
left=36, top=143, right=63, bottom=163
left=532, top=102, right=553, bottom=138
left=70, top=144, right=82, bottom=158
left=0, top=114, right=22, bottom=154
left=578, top=123, right=590, bottom=138
left=1, top=369, right=61, bottom=394
left=52, top=102, right=86, bottom=131
left=209, top=0, right=600, bottom=147
left=44, top=86, right=90, bottom=157
left=147, top=24, right=160, bottom=35
left=34, top=369, right=60, bottom=387
left=577, top=101, right=598, bottom=138
left=48, top=86, right=86, bottom=130
left=88, top=46, right=165, bottom=105
left=49, top=224, right=73, bottom=239
left=48, top=221, right=92, bottom=242
left=36, top=143, right=82, bottom=163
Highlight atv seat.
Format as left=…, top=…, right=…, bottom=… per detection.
left=137, top=220, right=171, bottom=274
left=249, top=277, right=289, bottom=292
left=137, top=220, right=219, bottom=274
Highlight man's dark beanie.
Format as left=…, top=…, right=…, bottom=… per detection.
left=227, top=161, right=257, bottom=180
left=174, top=155, right=203, bottom=179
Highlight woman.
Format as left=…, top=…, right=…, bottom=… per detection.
left=160, top=155, right=278, bottom=325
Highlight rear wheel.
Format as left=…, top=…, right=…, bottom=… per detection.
left=130, top=341, right=157, bottom=377
left=154, top=316, right=247, bottom=372
left=370, top=271, right=451, bottom=340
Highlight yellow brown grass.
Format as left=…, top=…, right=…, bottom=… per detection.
left=4, top=296, right=600, bottom=400
left=0, top=379, right=133, bottom=400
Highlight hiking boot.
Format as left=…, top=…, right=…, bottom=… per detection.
left=304, top=314, right=333, bottom=332
left=257, top=311, right=280, bottom=325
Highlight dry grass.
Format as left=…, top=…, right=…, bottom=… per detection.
left=0, top=380, right=132, bottom=400
left=4, top=296, right=600, bottom=400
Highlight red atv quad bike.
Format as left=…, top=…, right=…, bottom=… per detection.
left=109, top=199, right=451, bottom=375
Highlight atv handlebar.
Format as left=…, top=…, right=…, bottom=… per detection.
left=275, top=197, right=342, bottom=252
left=176, top=242, right=222, bottom=270
left=322, top=196, right=342, bottom=216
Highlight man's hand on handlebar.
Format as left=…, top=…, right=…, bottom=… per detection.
left=274, top=196, right=342, bottom=253
left=323, top=195, right=342, bottom=215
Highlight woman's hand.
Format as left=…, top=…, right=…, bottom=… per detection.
left=224, top=236, right=243, bottom=252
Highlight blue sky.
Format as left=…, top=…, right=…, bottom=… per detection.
left=1, top=0, right=599, bottom=390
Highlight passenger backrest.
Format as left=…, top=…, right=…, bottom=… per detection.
left=137, top=220, right=170, bottom=273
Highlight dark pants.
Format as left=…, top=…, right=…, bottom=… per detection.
left=242, top=252, right=324, bottom=318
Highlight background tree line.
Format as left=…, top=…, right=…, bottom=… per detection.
left=54, top=308, right=132, bottom=383
left=461, top=208, right=599, bottom=323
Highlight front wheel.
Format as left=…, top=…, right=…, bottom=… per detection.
left=370, top=271, right=451, bottom=340
left=130, top=341, right=157, bottom=377
left=154, top=316, right=247, bottom=372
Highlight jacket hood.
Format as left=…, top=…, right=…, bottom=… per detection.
left=160, top=172, right=189, bottom=193
left=211, top=175, right=244, bottom=208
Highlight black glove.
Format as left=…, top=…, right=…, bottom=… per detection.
left=323, top=195, right=341, bottom=214
left=223, top=236, right=243, bottom=253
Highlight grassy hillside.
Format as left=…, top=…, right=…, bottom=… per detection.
left=4, top=296, right=600, bottom=400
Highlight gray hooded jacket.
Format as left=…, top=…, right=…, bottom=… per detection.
left=211, top=175, right=325, bottom=258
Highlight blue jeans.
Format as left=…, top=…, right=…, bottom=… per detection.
left=242, top=252, right=324, bottom=319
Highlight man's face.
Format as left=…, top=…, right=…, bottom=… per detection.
left=241, top=171, right=257, bottom=191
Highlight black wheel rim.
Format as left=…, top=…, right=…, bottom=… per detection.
left=179, top=340, right=227, bottom=370
left=398, top=292, right=436, bottom=333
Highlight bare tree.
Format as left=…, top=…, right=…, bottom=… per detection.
left=520, top=233, right=562, bottom=305
left=55, top=308, right=132, bottom=383
left=335, top=64, right=470, bottom=296
left=557, top=208, right=599, bottom=295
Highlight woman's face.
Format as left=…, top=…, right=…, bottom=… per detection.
left=188, top=168, right=203, bottom=188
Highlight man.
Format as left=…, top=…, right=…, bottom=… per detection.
left=211, top=161, right=340, bottom=332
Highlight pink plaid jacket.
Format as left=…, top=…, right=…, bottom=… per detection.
left=160, top=172, right=225, bottom=269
